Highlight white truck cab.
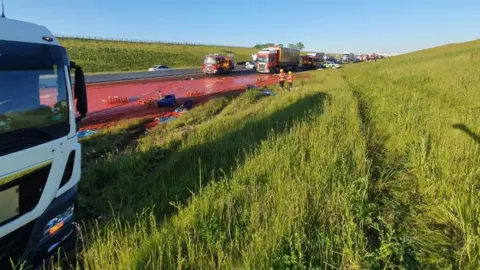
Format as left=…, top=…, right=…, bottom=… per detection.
left=0, top=17, right=87, bottom=268
left=341, top=52, right=355, bottom=63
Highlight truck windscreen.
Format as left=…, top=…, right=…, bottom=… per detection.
left=256, top=57, right=268, bottom=62
left=0, top=41, right=70, bottom=156
left=204, top=57, right=218, bottom=64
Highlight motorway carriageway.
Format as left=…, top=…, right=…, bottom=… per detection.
left=79, top=71, right=308, bottom=130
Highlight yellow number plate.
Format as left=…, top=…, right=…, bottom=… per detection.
left=0, top=186, right=19, bottom=223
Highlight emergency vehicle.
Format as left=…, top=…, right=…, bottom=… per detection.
left=202, top=54, right=235, bottom=75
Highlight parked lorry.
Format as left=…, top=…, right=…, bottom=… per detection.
left=341, top=52, right=355, bottom=63
left=202, top=53, right=235, bottom=75
left=0, top=17, right=88, bottom=268
left=255, top=46, right=300, bottom=73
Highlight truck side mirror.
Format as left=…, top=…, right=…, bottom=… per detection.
left=70, top=61, right=88, bottom=120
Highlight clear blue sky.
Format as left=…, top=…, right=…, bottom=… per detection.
left=5, top=0, right=480, bottom=53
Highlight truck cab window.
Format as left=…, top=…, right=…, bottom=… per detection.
left=0, top=41, right=70, bottom=154
left=0, top=66, right=69, bottom=131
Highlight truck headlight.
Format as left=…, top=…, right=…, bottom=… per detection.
left=43, top=205, right=75, bottom=238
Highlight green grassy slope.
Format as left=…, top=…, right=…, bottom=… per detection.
left=61, top=39, right=479, bottom=269
left=59, top=38, right=258, bottom=73
left=343, top=39, right=480, bottom=268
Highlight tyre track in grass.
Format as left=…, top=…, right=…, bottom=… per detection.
left=343, top=74, right=421, bottom=269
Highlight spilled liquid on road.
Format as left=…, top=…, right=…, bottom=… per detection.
left=79, top=72, right=308, bottom=130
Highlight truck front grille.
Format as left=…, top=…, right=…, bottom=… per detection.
left=0, top=163, right=51, bottom=267
left=258, top=63, right=266, bottom=72
left=0, top=162, right=51, bottom=227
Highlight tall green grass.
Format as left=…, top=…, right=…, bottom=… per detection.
left=67, top=39, right=480, bottom=269
left=343, top=39, right=480, bottom=268
left=78, top=73, right=376, bottom=269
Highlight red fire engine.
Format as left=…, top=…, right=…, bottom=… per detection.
left=202, top=54, right=235, bottom=75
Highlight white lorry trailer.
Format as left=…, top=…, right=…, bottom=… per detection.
left=0, top=17, right=88, bottom=268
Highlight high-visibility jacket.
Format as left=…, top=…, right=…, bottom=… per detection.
left=287, top=74, right=293, bottom=83
left=279, top=73, right=286, bottom=82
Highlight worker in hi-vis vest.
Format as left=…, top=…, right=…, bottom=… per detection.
left=278, top=69, right=286, bottom=88
left=287, top=71, right=293, bottom=88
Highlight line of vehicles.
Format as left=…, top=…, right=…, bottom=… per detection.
left=200, top=47, right=343, bottom=75
left=247, top=47, right=343, bottom=73
left=341, top=52, right=386, bottom=63
left=149, top=49, right=387, bottom=75
left=199, top=47, right=387, bottom=75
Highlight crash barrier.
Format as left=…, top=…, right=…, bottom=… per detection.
left=81, top=68, right=201, bottom=84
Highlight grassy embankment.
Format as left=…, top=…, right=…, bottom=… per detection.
left=62, top=39, right=479, bottom=269
left=59, top=38, right=258, bottom=73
